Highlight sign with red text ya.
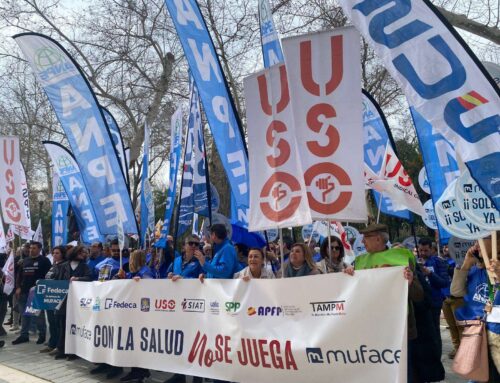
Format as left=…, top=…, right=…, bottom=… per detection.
left=66, top=268, right=407, bottom=383
left=0, top=137, right=29, bottom=227
left=282, top=28, right=366, bottom=221
left=245, top=64, right=312, bottom=231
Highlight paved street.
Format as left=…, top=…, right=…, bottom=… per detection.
left=0, top=322, right=466, bottom=383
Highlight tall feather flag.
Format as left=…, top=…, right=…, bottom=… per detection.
left=140, top=123, right=153, bottom=248
left=339, top=0, right=500, bottom=211
left=258, top=0, right=284, bottom=67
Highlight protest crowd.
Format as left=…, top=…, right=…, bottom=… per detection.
left=0, top=0, right=499, bottom=382
left=0, top=223, right=499, bottom=382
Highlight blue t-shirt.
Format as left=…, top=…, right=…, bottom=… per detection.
left=167, top=255, right=203, bottom=279
left=87, top=255, right=106, bottom=280
left=95, top=258, right=121, bottom=281
left=455, top=266, right=500, bottom=334
left=126, top=265, right=153, bottom=279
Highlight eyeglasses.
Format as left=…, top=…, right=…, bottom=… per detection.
left=187, top=242, right=200, bottom=247
left=330, top=246, right=341, bottom=251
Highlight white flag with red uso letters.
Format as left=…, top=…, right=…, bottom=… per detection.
left=245, top=64, right=312, bottom=231
left=282, top=28, right=367, bottom=222
left=0, top=137, right=29, bottom=227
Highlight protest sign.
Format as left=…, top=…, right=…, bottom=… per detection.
left=66, top=268, right=407, bottom=383
left=33, top=280, right=70, bottom=310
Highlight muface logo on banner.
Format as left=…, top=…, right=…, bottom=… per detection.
left=362, top=91, right=411, bottom=220
left=435, top=179, right=489, bottom=240
left=165, top=0, right=249, bottom=228
left=455, top=169, right=500, bottom=230
left=0, top=137, right=29, bottom=227
left=15, top=34, right=137, bottom=235
left=258, top=0, right=284, bottom=68
left=283, top=28, right=366, bottom=221
left=245, top=64, right=312, bottom=231
left=339, top=0, right=500, bottom=212
left=52, top=173, right=69, bottom=246
left=43, top=142, right=104, bottom=245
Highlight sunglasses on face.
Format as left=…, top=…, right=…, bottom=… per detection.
left=187, top=241, right=200, bottom=247
left=330, top=246, right=341, bottom=251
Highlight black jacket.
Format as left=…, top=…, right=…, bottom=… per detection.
left=56, top=261, right=92, bottom=315
left=17, top=255, right=52, bottom=294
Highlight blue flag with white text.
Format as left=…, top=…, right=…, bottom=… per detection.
left=15, top=33, right=138, bottom=235
left=258, top=0, right=284, bottom=68
left=43, top=141, right=105, bottom=245
left=102, top=107, right=129, bottom=187
left=165, top=0, right=249, bottom=228
left=140, top=123, right=152, bottom=247
left=411, top=108, right=459, bottom=244
left=51, top=173, right=69, bottom=246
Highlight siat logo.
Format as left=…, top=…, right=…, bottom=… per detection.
left=34, top=47, right=64, bottom=70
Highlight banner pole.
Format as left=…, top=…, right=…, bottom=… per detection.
left=492, top=231, right=498, bottom=261
left=119, top=248, right=123, bottom=271
left=327, top=221, right=332, bottom=266
left=478, top=238, right=495, bottom=284
left=376, top=194, right=383, bottom=224
left=279, top=227, right=284, bottom=278
left=201, top=119, right=213, bottom=226
left=307, top=222, right=316, bottom=246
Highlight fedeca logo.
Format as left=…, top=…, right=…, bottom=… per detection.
left=181, top=299, right=205, bottom=313
left=36, top=284, right=47, bottom=294
left=310, top=300, right=346, bottom=317
left=155, top=299, right=176, bottom=312
left=105, top=298, right=137, bottom=310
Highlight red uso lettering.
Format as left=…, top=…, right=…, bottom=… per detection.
left=299, top=35, right=352, bottom=213
left=265, top=121, right=290, bottom=168
left=2, top=139, right=21, bottom=223
left=260, top=172, right=302, bottom=221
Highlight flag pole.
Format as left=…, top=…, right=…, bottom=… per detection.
left=279, top=227, right=284, bottom=278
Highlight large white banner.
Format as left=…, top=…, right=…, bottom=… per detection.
left=245, top=64, right=312, bottom=231
left=282, top=28, right=367, bottom=222
left=66, top=268, right=407, bottom=383
left=0, top=137, right=29, bottom=227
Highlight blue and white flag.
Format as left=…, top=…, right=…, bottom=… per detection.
left=157, top=106, right=184, bottom=248
left=177, top=106, right=195, bottom=238
left=140, top=123, right=153, bottom=247
left=165, top=0, right=249, bottom=227
left=51, top=172, right=69, bottom=246
left=15, top=33, right=138, bottom=234
left=191, top=84, right=210, bottom=217
left=258, top=0, right=284, bottom=68
left=362, top=91, right=411, bottom=220
left=339, top=0, right=500, bottom=211
left=43, top=141, right=105, bottom=245
left=411, top=108, right=460, bottom=244
left=101, top=107, right=129, bottom=186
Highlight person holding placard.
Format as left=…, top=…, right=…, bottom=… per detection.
left=451, top=237, right=500, bottom=381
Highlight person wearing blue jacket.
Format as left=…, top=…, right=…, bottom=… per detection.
left=166, top=236, right=203, bottom=280
left=194, top=224, right=237, bottom=279
left=95, top=240, right=128, bottom=281
left=418, top=238, right=450, bottom=357
left=87, top=242, right=106, bottom=280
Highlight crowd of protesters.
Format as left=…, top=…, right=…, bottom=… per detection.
left=0, top=223, right=498, bottom=383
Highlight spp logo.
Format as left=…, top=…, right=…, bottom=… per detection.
left=155, top=299, right=176, bottom=312
left=36, top=284, right=47, bottom=294
left=80, top=298, right=92, bottom=308
left=141, top=298, right=150, bottom=312
left=310, top=300, right=346, bottom=316
left=225, top=302, right=241, bottom=313
left=181, top=299, right=205, bottom=313
left=306, top=348, right=324, bottom=363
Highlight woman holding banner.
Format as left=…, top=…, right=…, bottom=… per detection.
left=40, top=246, right=66, bottom=354
left=54, top=245, right=92, bottom=361
left=451, top=237, right=500, bottom=382
left=234, top=248, right=275, bottom=280
left=281, top=243, right=320, bottom=278
left=316, top=236, right=350, bottom=273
